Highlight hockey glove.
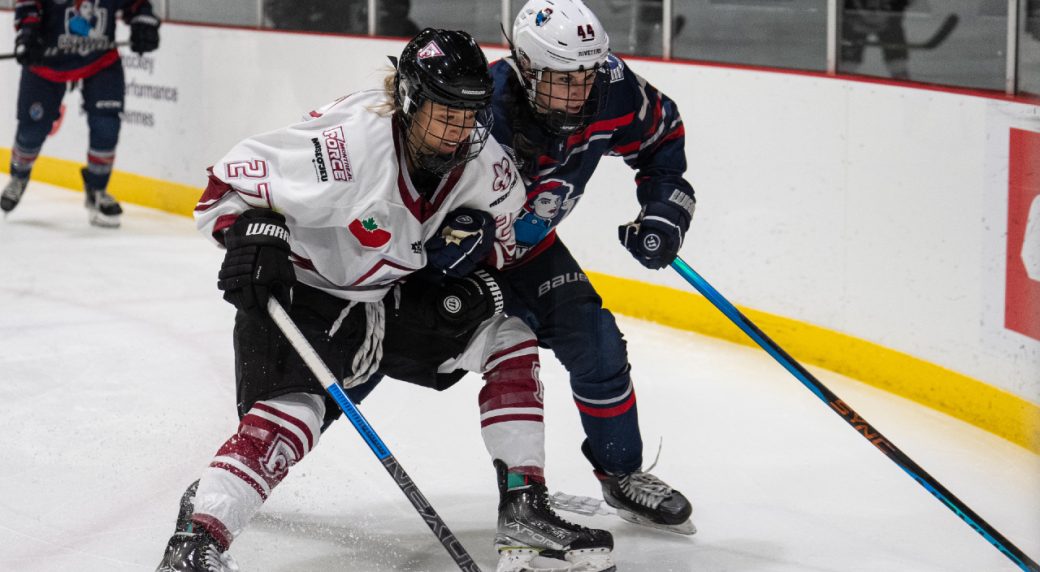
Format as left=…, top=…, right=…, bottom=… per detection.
left=619, top=199, right=694, bottom=270
left=129, top=15, right=160, bottom=54
left=217, top=209, right=296, bottom=318
left=14, top=24, right=45, bottom=66
left=390, top=267, right=505, bottom=339
left=425, top=208, right=496, bottom=279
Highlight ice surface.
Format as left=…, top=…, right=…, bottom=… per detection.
left=1, top=178, right=1037, bottom=571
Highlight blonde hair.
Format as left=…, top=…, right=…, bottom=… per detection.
left=369, top=68, right=400, bottom=117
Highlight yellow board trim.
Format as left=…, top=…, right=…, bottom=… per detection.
left=4, top=150, right=1038, bottom=453
left=0, top=148, right=201, bottom=217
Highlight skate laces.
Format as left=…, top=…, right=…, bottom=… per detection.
left=93, top=190, right=118, bottom=208
left=532, top=484, right=588, bottom=531
left=618, top=439, right=673, bottom=509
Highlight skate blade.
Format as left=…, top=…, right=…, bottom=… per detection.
left=88, top=210, right=121, bottom=228
left=616, top=506, right=697, bottom=535
left=497, top=547, right=615, bottom=572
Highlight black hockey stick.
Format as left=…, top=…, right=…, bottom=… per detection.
left=669, top=256, right=1039, bottom=572
left=0, top=40, right=129, bottom=61
left=267, top=298, right=483, bottom=572
left=853, top=13, right=960, bottom=50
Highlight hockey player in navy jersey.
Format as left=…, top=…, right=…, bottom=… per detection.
left=489, top=0, right=696, bottom=534
left=2, top=0, right=160, bottom=228
left=155, top=29, right=614, bottom=572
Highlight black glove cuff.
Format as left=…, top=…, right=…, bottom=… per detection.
left=224, top=209, right=291, bottom=250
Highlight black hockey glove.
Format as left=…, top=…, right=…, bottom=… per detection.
left=425, top=207, right=496, bottom=279
left=389, top=267, right=505, bottom=339
left=129, top=14, right=160, bottom=54
left=619, top=184, right=695, bottom=270
left=14, top=24, right=45, bottom=66
left=217, top=209, right=296, bottom=318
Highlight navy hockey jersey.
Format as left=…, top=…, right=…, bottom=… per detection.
left=14, top=0, right=155, bottom=82
left=488, top=54, right=694, bottom=262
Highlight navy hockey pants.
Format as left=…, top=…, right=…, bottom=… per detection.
left=502, top=239, right=642, bottom=475
left=11, top=63, right=124, bottom=190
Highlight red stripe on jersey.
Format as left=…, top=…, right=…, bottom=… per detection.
left=252, top=402, right=316, bottom=451
left=209, top=461, right=269, bottom=501
left=565, top=112, right=636, bottom=148
left=29, top=51, right=119, bottom=82
left=350, top=257, right=420, bottom=287
left=574, top=391, right=637, bottom=418
left=195, top=174, right=235, bottom=212
left=661, top=123, right=686, bottom=143
left=612, top=139, right=641, bottom=156
left=480, top=413, right=544, bottom=427
left=212, top=215, right=238, bottom=243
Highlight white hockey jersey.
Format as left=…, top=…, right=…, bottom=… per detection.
left=194, top=89, right=524, bottom=303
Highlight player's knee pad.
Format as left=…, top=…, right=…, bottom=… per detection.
left=216, top=393, right=325, bottom=493
left=14, top=120, right=51, bottom=150
left=86, top=112, right=121, bottom=150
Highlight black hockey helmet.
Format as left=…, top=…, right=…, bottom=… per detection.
left=393, top=28, right=494, bottom=175
left=395, top=28, right=493, bottom=113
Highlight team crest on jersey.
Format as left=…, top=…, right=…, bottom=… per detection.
left=349, top=216, right=392, bottom=248
left=514, top=179, right=580, bottom=249
left=59, top=1, right=110, bottom=56
left=417, top=41, right=445, bottom=60
left=492, top=158, right=516, bottom=193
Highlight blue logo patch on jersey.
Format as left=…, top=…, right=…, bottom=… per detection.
left=29, top=103, right=44, bottom=121
left=514, top=178, right=580, bottom=248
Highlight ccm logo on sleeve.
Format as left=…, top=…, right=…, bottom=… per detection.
left=245, top=223, right=289, bottom=242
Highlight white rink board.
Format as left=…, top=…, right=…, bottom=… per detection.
left=0, top=16, right=1037, bottom=404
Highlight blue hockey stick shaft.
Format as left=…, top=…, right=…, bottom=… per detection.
left=267, top=298, right=482, bottom=572
left=670, top=256, right=1038, bottom=572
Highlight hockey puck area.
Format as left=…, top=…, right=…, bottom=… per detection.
left=1, top=177, right=1037, bottom=571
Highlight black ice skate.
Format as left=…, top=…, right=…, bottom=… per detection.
left=157, top=481, right=238, bottom=572
left=155, top=530, right=239, bottom=572
left=1, top=177, right=28, bottom=214
left=84, top=187, right=122, bottom=228
left=582, top=440, right=696, bottom=535
left=494, top=460, right=615, bottom=572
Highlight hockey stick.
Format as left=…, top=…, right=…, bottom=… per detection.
left=266, top=298, right=483, bottom=572
left=851, top=13, right=959, bottom=50
left=0, top=40, right=129, bottom=61
left=668, top=256, right=1039, bottom=572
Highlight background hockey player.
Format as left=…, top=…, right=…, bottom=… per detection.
left=2, top=0, right=160, bottom=228
left=489, top=0, right=696, bottom=534
left=156, top=29, right=613, bottom=572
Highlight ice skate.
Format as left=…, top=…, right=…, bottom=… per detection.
left=583, top=440, right=696, bottom=535
left=156, top=481, right=237, bottom=572
left=1, top=177, right=28, bottom=214
left=494, top=461, right=615, bottom=572
left=155, top=530, right=238, bottom=572
left=84, top=187, right=122, bottom=228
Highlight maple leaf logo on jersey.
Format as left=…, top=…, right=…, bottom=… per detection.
left=349, top=216, right=392, bottom=248
left=417, top=41, right=445, bottom=60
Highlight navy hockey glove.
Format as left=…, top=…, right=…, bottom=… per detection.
left=619, top=185, right=695, bottom=269
left=129, top=15, right=160, bottom=54
left=390, top=267, right=505, bottom=339
left=14, top=24, right=45, bottom=66
left=217, top=209, right=296, bottom=318
left=425, top=208, right=496, bottom=279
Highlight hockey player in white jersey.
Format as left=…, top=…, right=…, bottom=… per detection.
left=155, top=29, right=613, bottom=572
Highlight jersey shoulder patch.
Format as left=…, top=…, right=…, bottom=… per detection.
left=605, top=53, right=626, bottom=83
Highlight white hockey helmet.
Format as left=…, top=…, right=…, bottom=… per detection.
left=512, top=0, right=610, bottom=73
left=510, top=0, right=612, bottom=134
